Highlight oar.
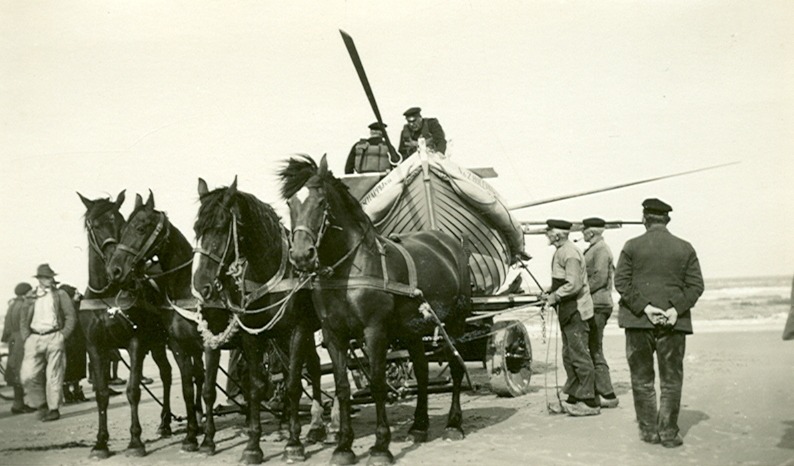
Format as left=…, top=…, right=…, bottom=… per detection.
left=339, top=30, right=401, bottom=165
left=508, top=161, right=739, bottom=210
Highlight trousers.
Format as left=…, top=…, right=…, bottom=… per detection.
left=590, top=307, right=615, bottom=397
left=625, top=327, right=686, bottom=440
left=20, top=332, right=66, bottom=410
left=560, top=312, right=595, bottom=400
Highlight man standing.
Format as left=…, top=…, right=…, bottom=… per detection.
left=19, top=264, right=76, bottom=422
left=345, top=122, right=393, bottom=174
left=582, top=217, right=619, bottom=408
left=544, top=219, right=599, bottom=416
left=3, top=282, right=35, bottom=414
left=398, top=107, right=446, bottom=157
left=615, top=199, right=704, bottom=447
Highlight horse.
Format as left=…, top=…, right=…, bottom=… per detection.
left=192, top=176, right=329, bottom=464
left=105, top=192, right=207, bottom=452
left=77, top=190, right=174, bottom=458
left=280, top=154, right=472, bottom=465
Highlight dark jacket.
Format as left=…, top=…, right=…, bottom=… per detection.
left=584, top=239, right=615, bottom=309
left=614, top=225, right=704, bottom=333
left=398, top=117, right=446, bottom=157
left=20, top=287, right=77, bottom=341
left=2, top=297, right=28, bottom=384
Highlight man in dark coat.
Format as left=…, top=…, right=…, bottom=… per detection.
left=398, top=107, right=446, bottom=157
left=615, top=198, right=704, bottom=448
left=345, top=122, right=394, bottom=174
left=3, top=282, right=36, bottom=414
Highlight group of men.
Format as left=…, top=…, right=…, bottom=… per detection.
left=544, top=197, right=704, bottom=448
left=344, top=106, right=446, bottom=175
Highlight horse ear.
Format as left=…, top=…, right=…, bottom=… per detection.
left=114, top=190, right=126, bottom=209
left=198, top=178, right=209, bottom=198
left=145, top=190, right=155, bottom=210
left=319, top=154, right=329, bottom=175
left=228, top=175, right=238, bottom=196
left=135, top=193, right=144, bottom=210
left=77, top=192, right=94, bottom=210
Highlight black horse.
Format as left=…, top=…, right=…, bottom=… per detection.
left=280, top=155, right=471, bottom=466
left=192, top=177, right=329, bottom=464
left=105, top=192, right=207, bottom=452
left=77, top=191, right=174, bottom=458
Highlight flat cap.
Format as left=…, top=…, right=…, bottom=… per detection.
left=642, top=198, right=673, bottom=214
left=368, top=122, right=387, bottom=130
left=403, top=107, right=422, bottom=118
left=546, top=219, right=572, bottom=231
left=582, top=217, right=606, bottom=228
left=14, top=282, right=32, bottom=296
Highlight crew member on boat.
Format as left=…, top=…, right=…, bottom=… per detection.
left=544, top=219, right=600, bottom=417
left=398, top=107, right=446, bottom=157
left=345, top=122, right=393, bottom=174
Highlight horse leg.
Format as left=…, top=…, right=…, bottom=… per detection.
left=404, top=337, right=430, bottom=443
left=326, top=332, right=356, bottom=465
left=304, top=338, right=327, bottom=445
left=364, top=327, right=394, bottom=466
left=442, top=343, right=466, bottom=441
left=283, top=328, right=310, bottom=462
left=171, top=340, right=200, bottom=452
left=240, top=335, right=265, bottom=464
left=86, top=343, right=111, bottom=459
left=199, top=348, right=220, bottom=455
left=193, top=352, right=206, bottom=424
left=150, top=343, right=173, bottom=437
left=125, top=339, right=146, bottom=456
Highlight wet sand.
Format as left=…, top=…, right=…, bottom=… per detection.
left=0, top=321, right=792, bottom=465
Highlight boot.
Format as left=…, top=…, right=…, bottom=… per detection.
left=63, top=384, right=75, bottom=404
left=10, top=385, right=37, bottom=414
left=73, top=384, right=88, bottom=402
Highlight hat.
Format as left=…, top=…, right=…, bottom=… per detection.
left=34, top=263, right=57, bottom=278
left=642, top=198, right=673, bottom=215
left=368, top=122, right=387, bottom=130
left=546, top=219, right=572, bottom=231
left=403, top=107, right=422, bottom=118
left=14, top=282, right=32, bottom=296
left=582, top=217, right=606, bottom=228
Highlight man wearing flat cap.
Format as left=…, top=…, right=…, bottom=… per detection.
left=345, top=121, right=394, bottom=174
left=3, top=282, right=34, bottom=414
left=19, top=263, right=77, bottom=422
left=615, top=198, right=704, bottom=447
left=544, top=219, right=599, bottom=416
left=398, top=107, right=446, bottom=158
left=582, top=217, right=619, bottom=409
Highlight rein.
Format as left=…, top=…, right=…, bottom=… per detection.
left=115, top=211, right=170, bottom=267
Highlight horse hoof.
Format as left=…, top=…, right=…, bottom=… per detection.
left=306, top=426, right=327, bottom=444
left=240, top=449, right=264, bottom=464
left=442, top=427, right=465, bottom=441
left=181, top=441, right=199, bottom=452
left=330, top=450, right=357, bottom=465
left=89, top=448, right=110, bottom=460
left=324, top=432, right=339, bottom=445
left=125, top=446, right=146, bottom=457
left=283, top=445, right=306, bottom=463
left=199, top=442, right=216, bottom=455
left=367, top=450, right=394, bottom=466
left=157, top=426, right=173, bottom=438
left=406, top=429, right=428, bottom=443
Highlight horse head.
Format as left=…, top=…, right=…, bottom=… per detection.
left=78, top=190, right=126, bottom=292
left=106, top=190, right=171, bottom=286
left=280, top=154, right=372, bottom=273
left=193, top=176, right=287, bottom=304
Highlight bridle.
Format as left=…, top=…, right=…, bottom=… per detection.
left=193, top=211, right=239, bottom=300
left=115, top=210, right=192, bottom=281
left=85, top=215, right=121, bottom=294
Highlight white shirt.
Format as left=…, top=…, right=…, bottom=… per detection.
left=30, top=287, right=58, bottom=333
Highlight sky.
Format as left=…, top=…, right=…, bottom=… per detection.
left=1, top=1, right=793, bottom=295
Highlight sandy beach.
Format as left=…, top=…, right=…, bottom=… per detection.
left=0, top=317, right=792, bottom=466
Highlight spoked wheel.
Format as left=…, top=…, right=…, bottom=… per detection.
left=486, top=320, right=532, bottom=397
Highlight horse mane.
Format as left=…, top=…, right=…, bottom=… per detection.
left=194, top=186, right=283, bottom=257
left=278, top=154, right=373, bottom=234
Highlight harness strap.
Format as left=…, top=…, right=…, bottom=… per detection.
left=80, top=298, right=113, bottom=311
left=315, top=276, right=417, bottom=297
left=239, top=230, right=290, bottom=307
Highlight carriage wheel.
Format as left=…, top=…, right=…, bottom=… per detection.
left=486, top=320, right=532, bottom=397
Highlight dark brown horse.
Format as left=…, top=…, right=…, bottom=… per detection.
left=280, top=155, right=471, bottom=466
left=192, top=177, right=328, bottom=464
left=105, top=192, right=207, bottom=453
left=77, top=191, right=174, bottom=458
